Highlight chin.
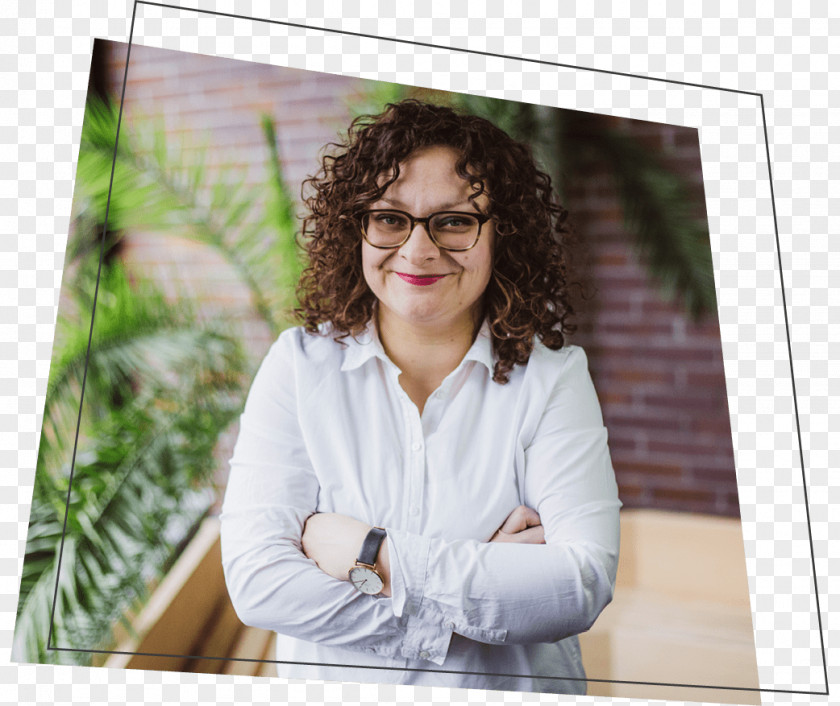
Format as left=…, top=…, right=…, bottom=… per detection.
left=393, top=303, right=450, bottom=326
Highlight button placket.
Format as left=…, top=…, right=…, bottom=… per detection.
left=404, top=397, right=426, bottom=534
left=386, top=361, right=427, bottom=533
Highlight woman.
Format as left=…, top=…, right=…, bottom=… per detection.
left=220, top=99, right=621, bottom=694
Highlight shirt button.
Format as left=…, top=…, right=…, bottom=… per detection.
left=411, top=441, right=422, bottom=451
left=446, top=620, right=455, bottom=629
left=409, top=506, right=419, bottom=516
left=419, top=650, right=430, bottom=660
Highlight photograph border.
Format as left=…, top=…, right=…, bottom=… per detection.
left=7, top=2, right=829, bottom=702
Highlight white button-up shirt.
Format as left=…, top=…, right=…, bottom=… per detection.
left=220, top=321, right=621, bottom=694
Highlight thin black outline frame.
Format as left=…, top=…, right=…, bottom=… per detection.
left=40, top=0, right=829, bottom=698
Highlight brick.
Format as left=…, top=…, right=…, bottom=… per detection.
left=643, top=392, right=729, bottom=414
left=615, top=483, right=645, bottom=504
left=601, top=391, right=634, bottom=405
left=613, top=459, right=683, bottom=477
left=685, top=371, right=729, bottom=388
left=651, top=485, right=717, bottom=507
left=604, top=368, right=676, bottom=386
left=646, top=436, right=726, bottom=457
left=593, top=251, right=628, bottom=267
left=597, top=319, right=675, bottom=336
left=606, top=434, right=641, bottom=453
left=689, top=465, right=739, bottom=484
left=688, top=416, right=735, bottom=436
left=606, top=413, right=683, bottom=432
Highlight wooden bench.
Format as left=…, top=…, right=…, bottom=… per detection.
left=581, top=509, right=760, bottom=704
left=106, top=510, right=760, bottom=701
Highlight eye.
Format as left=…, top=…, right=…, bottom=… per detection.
left=433, top=213, right=479, bottom=230
left=373, top=212, right=409, bottom=228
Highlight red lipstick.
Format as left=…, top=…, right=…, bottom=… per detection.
left=396, top=273, right=445, bottom=286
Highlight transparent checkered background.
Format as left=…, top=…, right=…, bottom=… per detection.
left=2, top=1, right=836, bottom=705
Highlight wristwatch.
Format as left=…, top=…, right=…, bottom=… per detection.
left=348, top=527, right=387, bottom=595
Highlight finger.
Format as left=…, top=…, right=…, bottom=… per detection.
left=491, top=524, right=545, bottom=544
left=516, top=525, right=545, bottom=544
left=499, top=505, right=542, bottom=534
left=520, top=506, right=542, bottom=528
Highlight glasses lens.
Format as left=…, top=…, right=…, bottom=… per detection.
left=363, top=211, right=411, bottom=247
left=430, top=212, right=480, bottom=250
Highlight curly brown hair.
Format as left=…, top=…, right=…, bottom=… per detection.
left=296, top=99, right=576, bottom=384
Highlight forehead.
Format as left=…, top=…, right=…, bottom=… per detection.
left=376, top=145, right=487, bottom=208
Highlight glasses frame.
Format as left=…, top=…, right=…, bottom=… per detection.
left=359, top=208, right=492, bottom=252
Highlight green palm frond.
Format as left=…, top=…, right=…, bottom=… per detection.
left=74, top=98, right=302, bottom=337
left=16, top=397, right=229, bottom=664
left=15, top=258, right=244, bottom=665
left=17, top=94, right=310, bottom=667
left=261, top=114, right=303, bottom=322
left=73, top=100, right=188, bottom=241
left=38, top=264, right=239, bottom=473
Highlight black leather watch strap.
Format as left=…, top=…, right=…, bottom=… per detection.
left=356, top=527, right=387, bottom=567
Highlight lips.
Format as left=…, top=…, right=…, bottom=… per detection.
left=396, top=273, right=446, bottom=286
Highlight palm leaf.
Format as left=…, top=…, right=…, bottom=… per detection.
left=16, top=95, right=304, bottom=667
left=15, top=257, right=244, bottom=665
left=74, top=98, right=303, bottom=338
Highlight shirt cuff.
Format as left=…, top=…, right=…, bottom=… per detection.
left=386, top=526, right=430, bottom=619
left=399, top=614, right=453, bottom=665
left=386, top=527, right=454, bottom=664
left=385, top=527, right=506, bottom=660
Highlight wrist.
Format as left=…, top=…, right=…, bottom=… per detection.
left=349, top=526, right=390, bottom=596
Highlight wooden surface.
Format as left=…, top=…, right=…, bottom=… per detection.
left=581, top=509, right=761, bottom=704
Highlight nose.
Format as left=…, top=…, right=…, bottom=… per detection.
left=398, top=221, right=440, bottom=264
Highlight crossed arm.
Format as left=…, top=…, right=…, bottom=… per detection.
left=301, top=504, right=546, bottom=597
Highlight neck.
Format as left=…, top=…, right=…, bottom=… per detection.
left=376, top=307, right=482, bottom=380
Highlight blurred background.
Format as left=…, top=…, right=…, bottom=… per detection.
left=14, top=39, right=758, bottom=703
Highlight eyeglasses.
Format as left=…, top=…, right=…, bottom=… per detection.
left=359, top=209, right=491, bottom=252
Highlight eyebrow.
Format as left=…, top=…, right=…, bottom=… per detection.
left=378, top=197, right=478, bottom=212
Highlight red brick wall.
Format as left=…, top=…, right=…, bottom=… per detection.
left=98, top=40, right=740, bottom=517
left=565, top=119, right=737, bottom=516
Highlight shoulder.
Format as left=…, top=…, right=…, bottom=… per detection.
left=525, top=340, right=590, bottom=385
left=267, top=324, right=346, bottom=369
left=247, top=326, right=347, bottom=407
left=528, top=341, right=605, bottom=427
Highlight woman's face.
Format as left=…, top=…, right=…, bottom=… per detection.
left=361, top=144, right=495, bottom=333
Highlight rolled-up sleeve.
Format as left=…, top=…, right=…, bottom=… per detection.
left=220, top=332, right=454, bottom=663
left=385, top=346, right=621, bottom=644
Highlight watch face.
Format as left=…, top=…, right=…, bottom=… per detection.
left=349, top=566, right=384, bottom=595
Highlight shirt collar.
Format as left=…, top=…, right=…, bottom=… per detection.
left=462, top=319, right=495, bottom=374
left=339, top=318, right=495, bottom=375
left=339, top=320, right=392, bottom=372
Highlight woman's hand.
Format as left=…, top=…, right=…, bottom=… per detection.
left=490, top=504, right=545, bottom=544
left=301, top=513, right=392, bottom=597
